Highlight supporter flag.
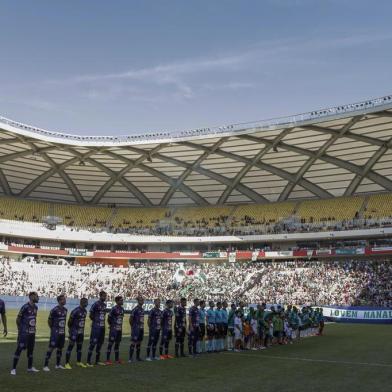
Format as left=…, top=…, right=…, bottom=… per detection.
left=198, top=272, right=207, bottom=283
left=174, top=268, right=185, bottom=283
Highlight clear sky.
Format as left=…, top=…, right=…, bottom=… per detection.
left=0, top=0, right=391, bottom=136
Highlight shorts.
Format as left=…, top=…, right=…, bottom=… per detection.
left=69, top=332, right=84, bottom=344
left=222, top=324, right=228, bottom=337
left=215, top=323, right=224, bottom=338
left=49, top=334, right=65, bottom=349
left=228, top=327, right=235, bottom=337
left=190, top=325, right=200, bottom=335
left=161, top=330, right=173, bottom=341
left=175, top=327, right=186, bottom=339
left=207, top=324, right=215, bottom=339
left=131, top=328, right=144, bottom=343
left=234, top=331, right=242, bottom=340
left=199, top=324, right=206, bottom=339
left=109, top=330, right=122, bottom=344
left=17, top=333, right=35, bottom=351
left=188, top=328, right=199, bottom=343
left=273, top=331, right=283, bottom=339
left=90, top=327, right=105, bottom=346
left=148, top=329, right=161, bottom=346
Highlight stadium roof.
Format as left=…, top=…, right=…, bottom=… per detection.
left=1, top=95, right=392, bottom=207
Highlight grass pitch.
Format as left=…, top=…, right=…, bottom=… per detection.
left=0, top=310, right=391, bottom=392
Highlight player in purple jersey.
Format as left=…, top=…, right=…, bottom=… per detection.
left=198, top=300, right=206, bottom=354
left=65, top=297, right=88, bottom=369
left=174, top=297, right=187, bottom=358
left=129, top=296, right=145, bottom=362
left=146, top=299, right=162, bottom=361
left=188, top=298, right=200, bottom=357
left=86, top=290, right=107, bottom=367
left=11, top=292, right=40, bottom=376
left=105, top=296, right=124, bottom=365
left=43, top=294, right=68, bottom=371
left=159, top=300, right=174, bottom=359
left=0, top=298, right=8, bottom=337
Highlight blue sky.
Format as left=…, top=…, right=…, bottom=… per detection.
left=0, top=0, right=391, bottom=136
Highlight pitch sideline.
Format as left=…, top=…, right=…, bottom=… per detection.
left=224, top=352, right=392, bottom=368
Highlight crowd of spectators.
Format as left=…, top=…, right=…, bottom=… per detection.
left=1, top=258, right=391, bottom=307
left=84, top=216, right=392, bottom=237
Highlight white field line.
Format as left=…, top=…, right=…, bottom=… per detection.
left=224, top=352, right=392, bottom=368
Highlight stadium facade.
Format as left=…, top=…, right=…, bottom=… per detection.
left=0, top=95, right=392, bottom=263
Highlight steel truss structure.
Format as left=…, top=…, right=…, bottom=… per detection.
left=0, top=95, right=392, bottom=206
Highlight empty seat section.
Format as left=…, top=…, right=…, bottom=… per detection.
left=173, top=206, right=232, bottom=229
left=231, top=201, right=295, bottom=226
left=112, top=207, right=169, bottom=229
left=296, top=196, right=363, bottom=222
left=364, top=193, right=392, bottom=219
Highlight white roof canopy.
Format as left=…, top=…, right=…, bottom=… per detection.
left=1, top=95, right=392, bottom=206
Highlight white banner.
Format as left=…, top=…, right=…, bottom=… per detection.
left=321, top=306, right=392, bottom=321
left=371, top=246, right=392, bottom=252
left=265, top=250, right=293, bottom=258
left=228, top=252, right=236, bottom=263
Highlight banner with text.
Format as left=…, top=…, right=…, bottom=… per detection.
left=321, top=306, right=392, bottom=324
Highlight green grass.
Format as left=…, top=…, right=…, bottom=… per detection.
left=0, top=310, right=391, bottom=392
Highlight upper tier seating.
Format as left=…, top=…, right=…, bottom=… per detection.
left=231, top=201, right=295, bottom=226
left=364, top=193, right=392, bottom=219
left=112, top=207, right=169, bottom=229
left=0, top=197, right=50, bottom=222
left=0, top=193, right=387, bottom=233
left=172, top=206, right=233, bottom=229
left=295, top=196, right=364, bottom=223
left=52, top=203, right=112, bottom=228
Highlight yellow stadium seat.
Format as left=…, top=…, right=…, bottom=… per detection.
left=364, top=193, right=392, bottom=219
left=296, top=196, right=363, bottom=223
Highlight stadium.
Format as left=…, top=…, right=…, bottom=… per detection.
left=1, top=2, right=392, bottom=390
left=0, top=95, right=392, bottom=391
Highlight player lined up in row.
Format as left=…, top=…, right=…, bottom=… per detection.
left=1, top=291, right=325, bottom=376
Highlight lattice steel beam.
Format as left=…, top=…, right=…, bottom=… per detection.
left=91, top=144, right=168, bottom=204
left=102, top=150, right=209, bottom=206
left=122, top=145, right=266, bottom=205
left=0, top=146, right=56, bottom=163
left=344, top=141, right=391, bottom=195
left=181, top=141, right=333, bottom=199
left=40, top=153, right=84, bottom=204
left=160, top=139, right=228, bottom=206
left=19, top=152, right=96, bottom=199
left=0, top=169, right=11, bottom=195
left=278, top=116, right=363, bottom=200
left=301, top=124, right=386, bottom=147
left=218, top=128, right=292, bottom=204
left=245, top=130, right=392, bottom=193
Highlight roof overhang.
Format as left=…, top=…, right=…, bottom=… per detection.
left=1, top=94, right=392, bottom=206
